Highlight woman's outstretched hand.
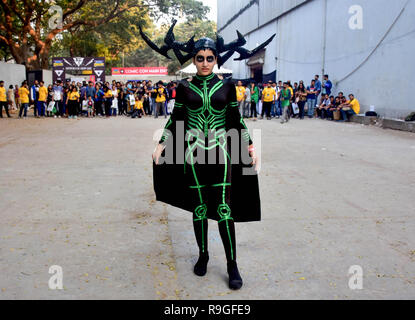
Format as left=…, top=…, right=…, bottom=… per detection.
left=248, top=145, right=259, bottom=172
left=152, top=143, right=165, bottom=165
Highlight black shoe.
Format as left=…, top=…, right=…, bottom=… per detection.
left=227, top=261, right=243, bottom=290
left=194, top=253, right=209, bottom=277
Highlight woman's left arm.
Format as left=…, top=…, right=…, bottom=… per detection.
left=226, top=84, right=258, bottom=169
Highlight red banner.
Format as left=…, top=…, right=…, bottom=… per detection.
left=112, top=67, right=168, bottom=75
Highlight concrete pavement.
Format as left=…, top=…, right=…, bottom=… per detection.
left=0, top=115, right=414, bottom=299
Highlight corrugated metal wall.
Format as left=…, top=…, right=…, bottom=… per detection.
left=217, top=0, right=415, bottom=118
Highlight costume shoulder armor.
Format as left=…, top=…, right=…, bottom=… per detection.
left=177, top=79, right=190, bottom=88
left=222, top=78, right=235, bottom=88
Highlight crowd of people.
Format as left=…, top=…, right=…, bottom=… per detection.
left=0, top=79, right=177, bottom=120
left=0, top=74, right=360, bottom=123
left=235, top=74, right=360, bottom=123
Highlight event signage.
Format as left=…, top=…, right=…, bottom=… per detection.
left=52, top=57, right=106, bottom=83
left=111, top=67, right=168, bottom=75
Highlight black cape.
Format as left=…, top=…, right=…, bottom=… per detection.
left=153, top=145, right=261, bottom=223
left=153, top=80, right=261, bottom=223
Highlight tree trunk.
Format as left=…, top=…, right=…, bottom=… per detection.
left=16, top=44, right=51, bottom=71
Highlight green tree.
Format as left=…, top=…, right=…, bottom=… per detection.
left=0, top=40, right=12, bottom=62
left=0, top=0, right=209, bottom=70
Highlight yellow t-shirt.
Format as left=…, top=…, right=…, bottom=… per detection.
left=104, top=90, right=113, bottom=99
left=236, top=86, right=245, bottom=102
left=262, top=87, right=276, bottom=102
left=0, top=87, right=6, bottom=102
left=19, top=87, right=29, bottom=104
left=348, top=99, right=360, bottom=114
left=68, top=91, right=80, bottom=101
left=134, top=100, right=143, bottom=110
left=288, top=87, right=293, bottom=98
left=155, top=88, right=166, bottom=103
left=38, top=86, right=48, bottom=102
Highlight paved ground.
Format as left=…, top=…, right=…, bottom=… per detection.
left=0, top=112, right=414, bottom=300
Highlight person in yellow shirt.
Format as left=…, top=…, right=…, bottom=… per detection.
left=155, top=81, right=167, bottom=119
left=66, top=85, right=80, bottom=119
left=236, top=81, right=245, bottom=101
left=235, top=81, right=245, bottom=116
left=103, top=85, right=113, bottom=118
left=131, top=94, right=145, bottom=119
left=261, top=81, right=276, bottom=120
left=18, top=82, right=30, bottom=118
left=340, top=94, right=360, bottom=122
left=0, top=80, right=11, bottom=118
left=136, top=95, right=144, bottom=111
left=36, top=81, right=48, bottom=117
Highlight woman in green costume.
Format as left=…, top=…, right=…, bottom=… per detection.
left=142, top=21, right=275, bottom=290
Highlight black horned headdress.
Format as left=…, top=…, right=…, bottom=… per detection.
left=139, top=20, right=276, bottom=69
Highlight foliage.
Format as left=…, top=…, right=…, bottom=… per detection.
left=0, top=0, right=209, bottom=70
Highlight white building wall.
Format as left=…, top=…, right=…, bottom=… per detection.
left=42, top=70, right=53, bottom=87
left=275, top=0, right=324, bottom=82
left=218, top=0, right=415, bottom=118
left=217, top=0, right=254, bottom=34
left=257, top=0, right=309, bottom=27
left=0, top=62, right=26, bottom=88
left=218, top=1, right=259, bottom=43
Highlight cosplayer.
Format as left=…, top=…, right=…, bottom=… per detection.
left=143, top=20, right=275, bottom=290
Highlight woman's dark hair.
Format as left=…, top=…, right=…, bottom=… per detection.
left=9, top=85, right=13, bottom=89
left=298, top=82, right=306, bottom=91
left=194, top=46, right=218, bottom=58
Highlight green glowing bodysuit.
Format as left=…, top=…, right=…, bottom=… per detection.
left=157, top=73, right=255, bottom=262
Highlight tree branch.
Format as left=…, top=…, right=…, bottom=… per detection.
left=0, top=34, right=9, bottom=45
left=7, top=0, right=25, bottom=23
left=63, top=0, right=87, bottom=21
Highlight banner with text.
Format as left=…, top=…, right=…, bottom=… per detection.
left=111, top=67, right=168, bottom=76
left=52, top=57, right=105, bottom=83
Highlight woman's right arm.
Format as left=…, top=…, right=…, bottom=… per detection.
left=153, top=83, right=185, bottom=164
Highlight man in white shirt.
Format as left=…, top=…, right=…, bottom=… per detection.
left=53, top=81, right=64, bottom=118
